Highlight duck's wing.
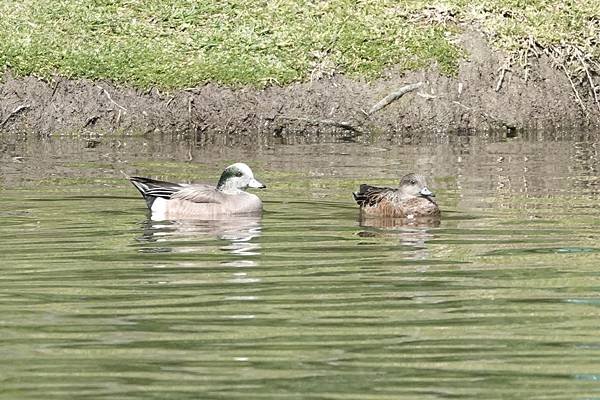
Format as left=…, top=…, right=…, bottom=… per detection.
left=129, top=177, right=223, bottom=209
left=170, top=184, right=226, bottom=204
left=352, top=184, right=395, bottom=207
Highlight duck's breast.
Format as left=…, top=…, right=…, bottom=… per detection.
left=361, top=196, right=439, bottom=218
left=400, top=197, right=440, bottom=218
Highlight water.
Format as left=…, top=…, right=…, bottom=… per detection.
left=1, top=131, right=599, bottom=399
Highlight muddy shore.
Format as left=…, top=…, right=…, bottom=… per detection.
left=1, top=33, right=598, bottom=137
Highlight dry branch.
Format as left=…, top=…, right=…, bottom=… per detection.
left=368, top=82, right=424, bottom=115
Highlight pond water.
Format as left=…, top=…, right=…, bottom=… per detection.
left=1, top=130, right=599, bottom=399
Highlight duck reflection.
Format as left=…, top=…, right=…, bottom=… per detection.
left=358, top=215, right=440, bottom=229
left=136, top=215, right=262, bottom=256
left=357, top=216, right=438, bottom=261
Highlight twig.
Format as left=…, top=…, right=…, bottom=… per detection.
left=280, top=116, right=363, bottom=134
left=223, top=116, right=234, bottom=133
left=0, top=104, right=31, bottom=129
left=97, top=85, right=127, bottom=111
left=368, top=82, right=424, bottom=115
left=496, top=59, right=511, bottom=92
left=50, top=79, right=61, bottom=100
left=416, top=92, right=437, bottom=100
left=453, top=100, right=472, bottom=111
left=115, top=109, right=122, bottom=127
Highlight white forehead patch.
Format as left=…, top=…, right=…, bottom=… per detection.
left=229, top=162, right=254, bottom=178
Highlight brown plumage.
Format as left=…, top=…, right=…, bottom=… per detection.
left=353, top=173, right=440, bottom=219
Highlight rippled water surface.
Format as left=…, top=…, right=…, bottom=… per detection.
left=1, top=131, right=600, bottom=399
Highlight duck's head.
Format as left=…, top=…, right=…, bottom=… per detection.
left=217, top=163, right=266, bottom=192
left=399, top=173, right=435, bottom=200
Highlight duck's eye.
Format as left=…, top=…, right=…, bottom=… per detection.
left=235, top=171, right=243, bottom=177
left=409, top=180, right=416, bottom=185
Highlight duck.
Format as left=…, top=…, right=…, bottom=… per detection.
left=129, top=163, right=266, bottom=220
left=353, top=173, right=440, bottom=219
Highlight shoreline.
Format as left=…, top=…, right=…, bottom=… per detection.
left=1, top=33, right=599, bottom=137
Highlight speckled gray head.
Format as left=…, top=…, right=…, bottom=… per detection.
left=216, top=163, right=266, bottom=192
left=399, top=173, right=435, bottom=199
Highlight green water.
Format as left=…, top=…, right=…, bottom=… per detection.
left=1, top=132, right=599, bottom=399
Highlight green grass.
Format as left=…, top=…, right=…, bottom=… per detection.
left=0, top=1, right=598, bottom=89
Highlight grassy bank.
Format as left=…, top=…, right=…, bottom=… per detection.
left=0, top=1, right=598, bottom=92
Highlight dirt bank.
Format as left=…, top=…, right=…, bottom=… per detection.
left=1, top=33, right=598, bottom=138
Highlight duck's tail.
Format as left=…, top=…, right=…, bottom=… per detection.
left=353, top=184, right=388, bottom=207
left=353, top=184, right=374, bottom=207
left=129, top=176, right=183, bottom=209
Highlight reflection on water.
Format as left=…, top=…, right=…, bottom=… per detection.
left=357, top=224, right=435, bottom=262
left=138, top=217, right=262, bottom=256
left=1, top=130, right=600, bottom=399
left=358, top=215, right=441, bottom=228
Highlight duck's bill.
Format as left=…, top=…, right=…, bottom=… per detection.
left=249, top=178, right=267, bottom=189
left=420, top=187, right=434, bottom=197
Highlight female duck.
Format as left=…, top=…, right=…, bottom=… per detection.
left=353, top=173, right=440, bottom=219
left=129, top=162, right=266, bottom=220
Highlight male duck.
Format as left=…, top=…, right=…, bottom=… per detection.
left=129, top=163, right=266, bottom=220
left=353, top=173, right=440, bottom=219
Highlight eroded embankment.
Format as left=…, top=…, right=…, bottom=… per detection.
left=1, top=33, right=598, bottom=138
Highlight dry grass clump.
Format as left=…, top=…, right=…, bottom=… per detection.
left=458, top=1, right=600, bottom=113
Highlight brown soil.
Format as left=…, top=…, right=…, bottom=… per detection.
left=1, top=32, right=599, bottom=137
